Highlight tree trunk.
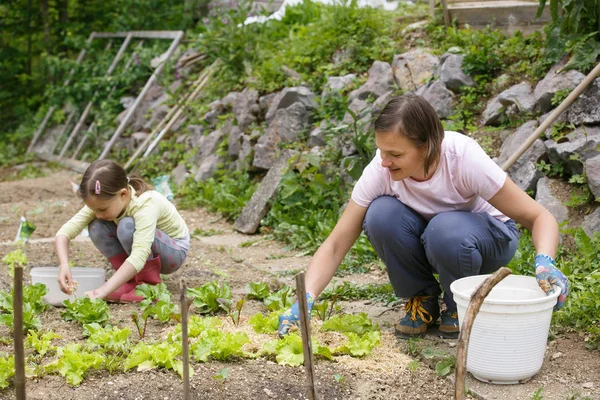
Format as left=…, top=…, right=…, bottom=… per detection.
left=58, top=0, right=68, bottom=52
left=38, top=0, right=51, bottom=53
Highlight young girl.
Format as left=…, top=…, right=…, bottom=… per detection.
left=278, top=94, right=569, bottom=338
left=55, top=160, right=190, bottom=303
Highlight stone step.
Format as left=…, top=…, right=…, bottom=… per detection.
left=447, top=0, right=550, bottom=27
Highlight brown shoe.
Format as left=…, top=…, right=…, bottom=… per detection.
left=438, top=310, right=459, bottom=338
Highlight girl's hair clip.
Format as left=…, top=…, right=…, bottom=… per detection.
left=95, top=180, right=101, bottom=195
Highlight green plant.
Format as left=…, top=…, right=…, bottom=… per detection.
left=191, top=329, right=250, bottom=362
left=263, top=285, right=294, bottom=311
left=83, top=323, right=132, bottom=354
left=321, top=312, right=379, bottom=335
left=333, top=373, right=346, bottom=392
left=26, top=330, right=61, bottom=357
left=246, top=282, right=270, bottom=301
left=551, top=88, right=572, bottom=106
left=248, top=311, right=281, bottom=334
left=0, top=283, right=48, bottom=331
left=46, top=343, right=105, bottom=386
left=334, top=331, right=381, bottom=357
left=192, top=228, right=224, bottom=237
left=0, top=353, right=14, bottom=389
left=537, top=0, right=600, bottom=71
left=535, top=160, right=564, bottom=178
left=422, top=347, right=456, bottom=377
left=312, top=295, right=341, bottom=321
left=320, top=281, right=397, bottom=304
left=124, top=341, right=189, bottom=378
left=2, top=246, right=27, bottom=278
left=188, top=281, right=232, bottom=314
left=217, top=297, right=246, bottom=326
left=61, top=297, right=110, bottom=326
left=263, top=333, right=333, bottom=366
left=531, top=387, right=544, bottom=400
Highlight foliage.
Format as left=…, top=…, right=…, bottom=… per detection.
left=422, top=347, right=456, bottom=377
left=26, top=330, right=61, bottom=357
left=537, top=0, right=600, bottom=71
left=124, top=341, right=188, bottom=378
left=246, top=282, right=271, bottom=301
left=263, top=333, right=332, bottom=366
left=320, top=281, right=397, bottom=304
left=46, top=343, right=105, bottom=386
left=312, top=297, right=341, bottom=321
left=334, top=331, right=381, bottom=357
left=168, top=315, right=222, bottom=341
left=83, top=323, right=132, bottom=354
left=135, top=283, right=179, bottom=323
left=321, top=312, right=379, bottom=335
left=178, top=170, right=258, bottom=221
left=2, top=246, right=28, bottom=278
left=191, top=329, right=250, bottom=362
left=187, top=281, right=233, bottom=314
left=217, top=297, right=246, bottom=326
left=61, top=297, right=110, bottom=325
left=0, top=353, right=15, bottom=389
left=248, top=311, right=281, bottom=334
left=0, top=283, right=48, bottom=331
left=263, top=285, right=294, bottom=311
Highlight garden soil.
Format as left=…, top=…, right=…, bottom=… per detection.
left=0, top=168, right=598, bottom=400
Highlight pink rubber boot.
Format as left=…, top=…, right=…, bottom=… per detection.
left=114, top=256, right=162, bottom=303
left=105, top=253, right=138, bottom=303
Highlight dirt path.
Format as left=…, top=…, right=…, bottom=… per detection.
left=0, top=169, right=598, bottom=400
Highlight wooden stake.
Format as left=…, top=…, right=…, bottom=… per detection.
left=180, top=279, right=190, bottom=400
left=295, top=272, right=317, bottom=400
left=501, top=60, right=600, bottom=172
left=123, top=61, right=215, bottom=170
left=13, top=265, right=26, bottom=400
left=455, top=267, right=512, bottom=400
left=441, top=0, right=450, bottom=27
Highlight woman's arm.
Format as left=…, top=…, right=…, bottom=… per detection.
left=488, top=177, right=559, bottom=256
left=55, top=234, right=74, bottom=293
left=305, top=199, right=368, bottom=296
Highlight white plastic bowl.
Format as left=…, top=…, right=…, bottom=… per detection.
left=30, top=267, right=105, bottom=306
left=450, top=274, right=560, bottom=384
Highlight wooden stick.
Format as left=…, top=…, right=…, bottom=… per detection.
left=441, top=0, right=450, bottom=27
left=455, top=267, right=512, bottom=400
left=501, top=60, right=600, bottom=172
left=13, top=265, right=26, bottom=400
left=296, top=272, right=317, bottom=400
left=141, top=60, right=219, bottom=159
left=180, top=279, right=190, bottom=400
left=123, top=62, right=214, bottom=170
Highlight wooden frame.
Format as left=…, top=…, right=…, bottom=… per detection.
left=29, top=30, right=184, bottom=173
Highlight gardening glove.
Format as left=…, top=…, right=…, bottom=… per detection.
left=278, top=292, right=316, bottom=338
left=535, top=254, right=569, bottom=310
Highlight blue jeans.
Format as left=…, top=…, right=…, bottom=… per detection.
left=362, top=196, right=519, bottom=311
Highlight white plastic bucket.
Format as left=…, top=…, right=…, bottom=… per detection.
left=30, top=267, right=106, bottom=306
left=450, top=274, right=560, bottom=384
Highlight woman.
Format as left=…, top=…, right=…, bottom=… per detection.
left=278, top=94, right=569, bottom=338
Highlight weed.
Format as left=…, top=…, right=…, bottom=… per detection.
left=333, top=373, right=346, bottom=392
left=531, top=387, right=544, bottom=400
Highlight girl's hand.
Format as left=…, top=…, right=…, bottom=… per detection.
left=535, top=254, right=569, bottom=310
left=58, top=267, right=74, bottom=294
left=85, top=288, right=106, bottom=300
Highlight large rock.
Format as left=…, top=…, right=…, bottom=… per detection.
left=496, top=120, right=545, bottom=191
left=563, top=77, right=600, bottom=125
left=228, top=126, right=243, bottom=158
left=194, top=154, right=225, bottom=182
left=348, top=61, right=395, bottom=102
left=545, top=126, right=600, bottom=175
left=439, top=53, right=475, bottom=92
left=392, top=49, right=438, bottom=92
left=498, top=82, right=536, bottom=113
left=535, top=177, right=569, bottom=225
left=533, top=62, right=585, bottom=113
left=322, top=74, right=356, bottom=97
left=233, top=88, right=260, bottom=131
left=416, top=81, right=454, bottom=119
left=194, top=129, right=226, bottom=164
left=265, top=87, right=317, bottom=125
left=586, top=154, right=600, bottom=200
left=254, top=103, right=313, bottom=170
left=583, top=207, right=600, bottom=238
left=234, top=151, right=297, bottom=234
left=481, top=95, right=505, bottom=126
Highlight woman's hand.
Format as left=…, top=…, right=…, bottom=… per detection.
left=535, top=254, right=569, bottom=310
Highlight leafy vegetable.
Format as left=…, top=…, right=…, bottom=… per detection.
left=0, top=353, right=14, bottom=389
left=83, top=323, right=132, bottom=354
left=124, top=341, right=191, bottom=378
left=187, top=281, right=232, bottom=314
left=0, top=284, right=48, bottom=331
left=218, top=297, right=246, bottom=326
left=246, top=282, right=270, bottom=301
left=26, top=330, right=61, bottom=356
left=334, top=331, right=381, bottom=357
left=46, top=343, right=105, bottom=386
left=61, top=297, right=110, bottom=325
left=321, top=313, right=379, bottom=335
left=191, top=329, right=250, bottom=362
left=248, top=311, right=281, bottom=334
left=168, top=315, right=222, bottom=342
left=263, top=286, right=294, bottom=311
left=263, top=333, right=332, bottom=366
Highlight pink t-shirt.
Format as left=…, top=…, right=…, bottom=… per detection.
left=351, top=131, right=508, bottom=222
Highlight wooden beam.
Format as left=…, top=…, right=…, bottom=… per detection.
left=296, top=273, right=317, bottom=400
